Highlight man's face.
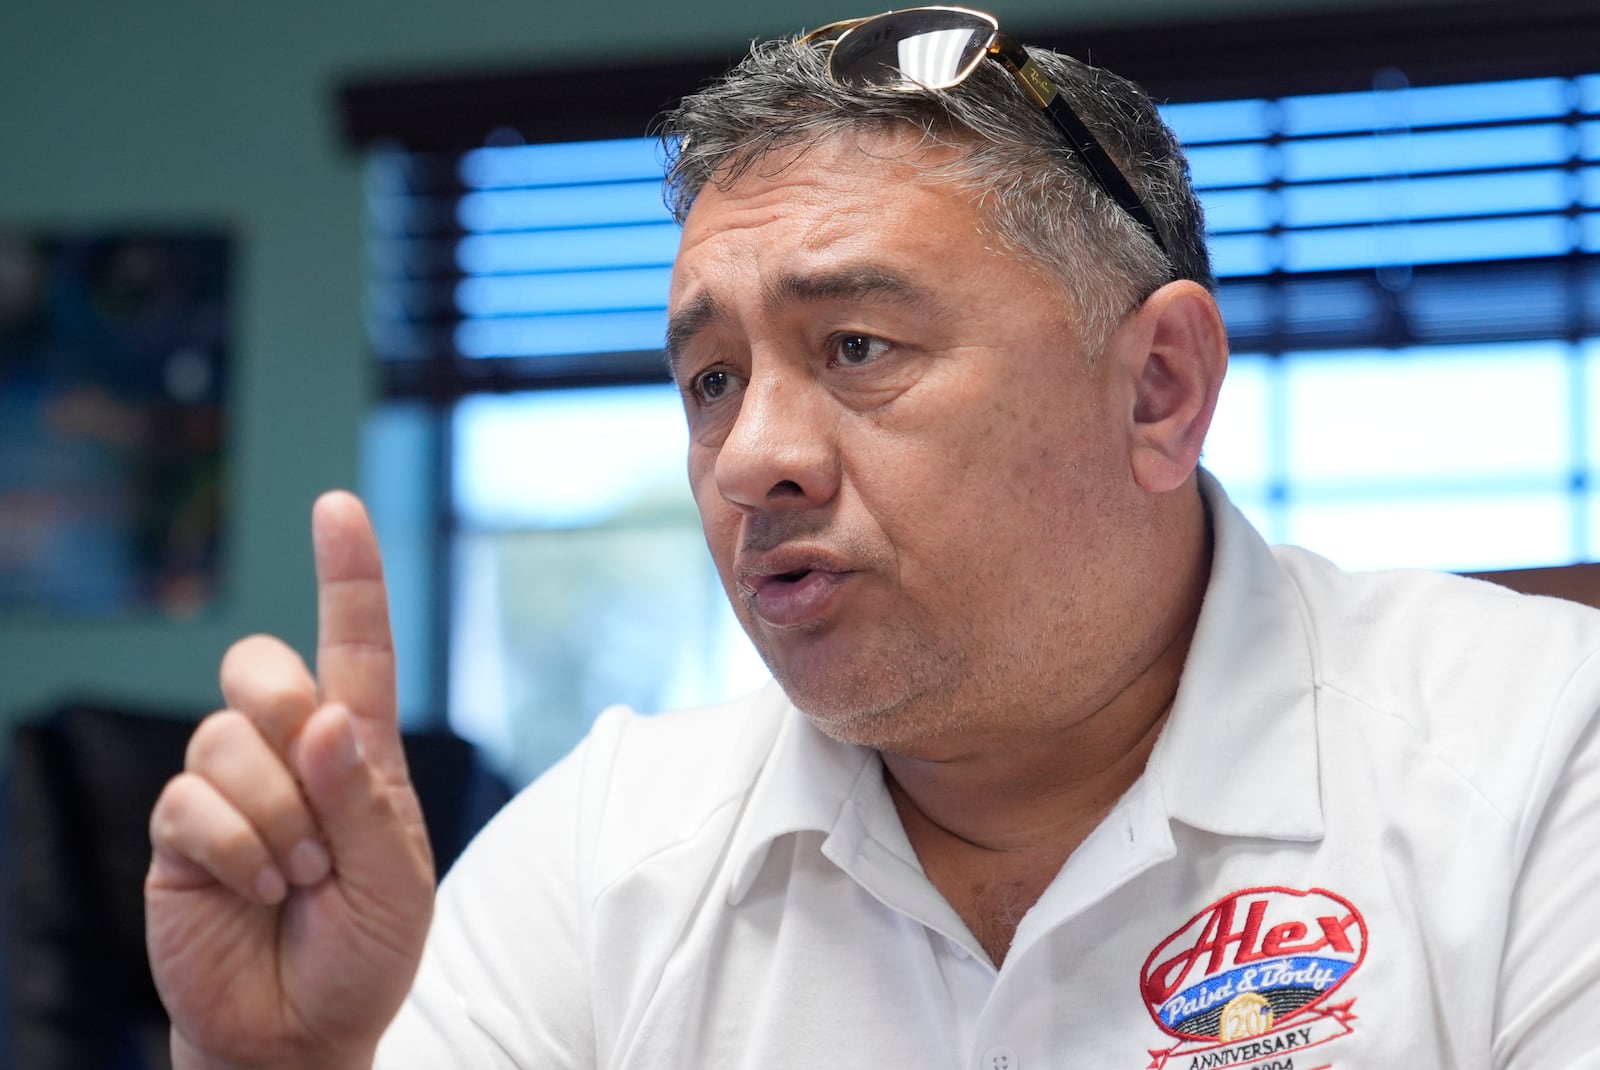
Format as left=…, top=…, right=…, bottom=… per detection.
left=668, top=131, right=1153, bottom=752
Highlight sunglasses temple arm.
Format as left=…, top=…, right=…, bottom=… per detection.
left=1037, top=93, right=1169, bottom=256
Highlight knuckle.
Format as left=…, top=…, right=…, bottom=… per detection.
left=147, top=773, right=270, bottom=891
left=148, top=772, right=210, bottom=847
left=219, top=632, right=282, bottom=680
left=220, top=634, right=316, bottom=714
left=183, top=716, right=318, bottom=851
left=184, top=709, right=251, bottom=770
left=148, top=774, right=190, bottom=846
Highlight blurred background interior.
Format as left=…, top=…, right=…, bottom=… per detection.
left=3, top=0, right=1600, bottom=1065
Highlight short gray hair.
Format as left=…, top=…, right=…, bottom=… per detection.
left=661, top=33, right=1212, bottom=350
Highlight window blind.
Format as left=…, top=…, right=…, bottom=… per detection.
left=362, top=73, right=1600, bottom=393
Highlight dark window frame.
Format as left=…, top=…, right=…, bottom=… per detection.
left=339, top=1, right=1600, bottom=152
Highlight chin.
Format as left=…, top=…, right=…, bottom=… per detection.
left=744, top=610, right=974, bottom=750
left=772, top=657, right=967, bottom=754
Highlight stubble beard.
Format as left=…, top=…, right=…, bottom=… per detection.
left=750, top=612, right=979, bottom=754
left=751, top=581, right=1120, bottom=760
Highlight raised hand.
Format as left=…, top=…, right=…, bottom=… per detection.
left=145, top=491, right=435, bottom=1070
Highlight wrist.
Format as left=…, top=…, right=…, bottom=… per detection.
left=171, top=1027, right=375, bottom=1070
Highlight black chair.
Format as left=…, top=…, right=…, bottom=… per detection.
left=6, top=700, right=507, bottom=1070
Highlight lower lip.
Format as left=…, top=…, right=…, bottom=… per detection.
left=750, top=571, right=848, bottom=628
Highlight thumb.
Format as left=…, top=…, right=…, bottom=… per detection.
left=294, top=702, right=434, bottom=893
left=287, top=702, right=433, bottom=1056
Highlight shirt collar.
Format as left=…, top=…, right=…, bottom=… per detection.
left=725, top=472, right=1326, bottom=907
left=1148, top=471, right=1325, bottom=841
left=725, top=685, right=882, bottom=905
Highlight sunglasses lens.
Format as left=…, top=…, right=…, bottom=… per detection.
left=829, top=9, right=997, bottom=91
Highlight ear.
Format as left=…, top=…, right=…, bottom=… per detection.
left=1115, top=280, right=1228, bottom=494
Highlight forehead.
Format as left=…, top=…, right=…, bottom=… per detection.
left=670, top=131, right=1010, bottom=307
left=663, top=132, right=1088, bottom=382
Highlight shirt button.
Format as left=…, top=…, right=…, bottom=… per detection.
left=947, top=938, right=970, bottom=960
left=982, top=1046, right=1018, bottom=1070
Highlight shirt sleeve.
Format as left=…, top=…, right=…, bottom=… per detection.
left=1493, top=645, right=1600, bottom=1068
left=376, top=742, right=598, bottom=1069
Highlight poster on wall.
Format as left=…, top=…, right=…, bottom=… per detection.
left=0, top=229, right=231, bottom=617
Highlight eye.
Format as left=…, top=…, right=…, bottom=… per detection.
left=831, top=333, right=892, bottom=368
left=689, top=367, right=739, bottom=405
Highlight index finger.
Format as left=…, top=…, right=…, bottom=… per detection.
left=311, top=490, right=401, bottom=773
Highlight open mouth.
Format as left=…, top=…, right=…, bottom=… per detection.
left=745, top=564, right=846, bottom=627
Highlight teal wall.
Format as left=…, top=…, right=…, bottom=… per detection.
left=0, top=0, right=1417, bottom=736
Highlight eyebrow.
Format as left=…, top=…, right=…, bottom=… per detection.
left=664, top=265, right=944, bottom=374
left=664, top=292, right=721, bottom=377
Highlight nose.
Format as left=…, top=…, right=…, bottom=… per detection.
left=713, top=366, right=840, bottom=512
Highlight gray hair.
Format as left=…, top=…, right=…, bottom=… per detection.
left=661, top=33, right=1212, bottom=351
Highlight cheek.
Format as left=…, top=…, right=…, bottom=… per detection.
left=851, top=437, right=1011, bottom=574
left=686, top=443, right=712, bottom=495
left=688, top=450, right=736, bottom=560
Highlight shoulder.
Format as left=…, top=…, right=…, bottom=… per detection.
left=469, top=682, right=790, bottom=887
left=1275, top=545, right=1600, bottom=811
left=1275, top=544, right=1600, bottom=701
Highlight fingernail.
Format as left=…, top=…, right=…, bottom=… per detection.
left=286, top=839, right=331, bottom=886
left=255, top=864, right=287, bottom=904
left=329, top=703, right=363, bottom=770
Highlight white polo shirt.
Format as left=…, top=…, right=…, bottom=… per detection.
left=379, top=478, right=1600, bottom=1069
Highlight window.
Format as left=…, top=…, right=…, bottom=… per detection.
left=1167, top=75, right=1600, bottom=568
left=359, top=132, right=767, bottom=779
left=342, top=4, right=1600, bottom=782
left=446, top=385, right=766, bottom=786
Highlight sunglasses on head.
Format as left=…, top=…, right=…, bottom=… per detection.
left=802, top=6, right=1168, bottom=256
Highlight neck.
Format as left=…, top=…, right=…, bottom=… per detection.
left=879, top=488, right=1212, bottom=963
left=880, top=592, right=1195, bottom=854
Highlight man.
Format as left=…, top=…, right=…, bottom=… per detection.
left=147, top=10, right=1600, bottom=1068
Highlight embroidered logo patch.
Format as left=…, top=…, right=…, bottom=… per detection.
left=1139, top=886, right=1364, bottom=1068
